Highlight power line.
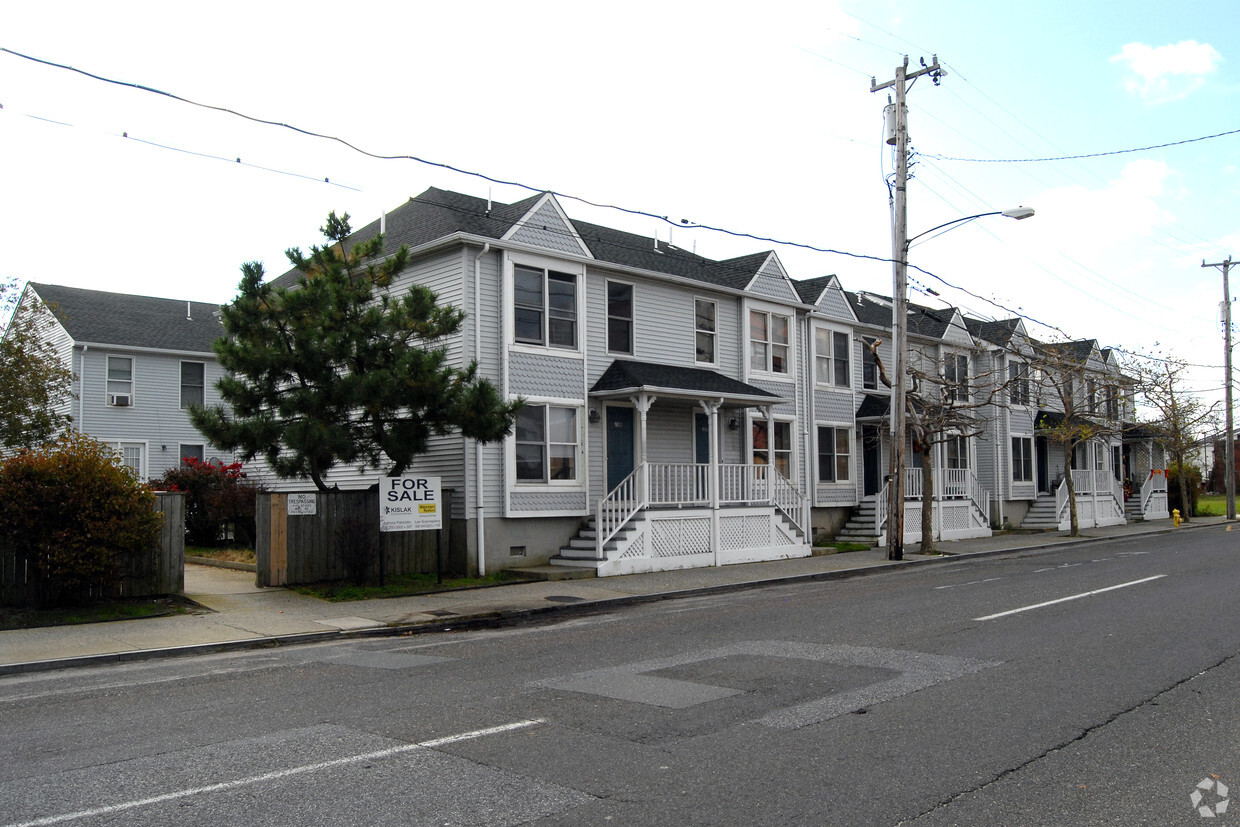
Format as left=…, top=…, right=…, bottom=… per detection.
left=926, top=126, right=1240, bottom=163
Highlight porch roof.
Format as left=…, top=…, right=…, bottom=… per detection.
left=855, top=393, right=890, bottom=420
left=1035, top=409, right=1101, bottom=431
left=590, top=360, right=784, bottom=407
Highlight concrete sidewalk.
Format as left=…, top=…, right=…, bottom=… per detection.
left=1, top=517, right=1229, bottom=675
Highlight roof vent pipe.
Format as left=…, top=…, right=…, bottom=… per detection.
left=186, top=301, right=192, bottom=321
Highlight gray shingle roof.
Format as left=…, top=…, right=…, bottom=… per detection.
left=590, top=360, right=782, bottom=403
left=30, top=283, right=223, bottom=353
left=965, top=317, right=1021, bottom=347
left=844, top=291, right=965, bottom=340
left=271, top=188, right=785, bottom=293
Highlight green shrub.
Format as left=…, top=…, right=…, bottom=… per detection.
left=1167, top=463, right=1202, bottom=517
left=152, top=458, right=260, bottom=547
left=0, top=432, right=163, bottom=606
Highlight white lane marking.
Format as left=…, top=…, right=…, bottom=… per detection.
left=974, top=575, right=1166, bottom=621
left=4, top=719, right=545, bottom=827
left=935, top=578, right=1002, bottom=590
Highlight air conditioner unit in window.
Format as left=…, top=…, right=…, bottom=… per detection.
left=109, top=394, right=132, bottom=407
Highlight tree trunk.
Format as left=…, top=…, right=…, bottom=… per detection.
left=920, top=447, right=935, bottom=554
left=1064, top=442, right=1079, bottom=536
left=1176, top=453, right=1191, bottom=522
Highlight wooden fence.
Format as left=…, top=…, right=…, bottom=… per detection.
left=255, top=490, right=462, bottom=587
left=0, top=492, right=185, bottom=606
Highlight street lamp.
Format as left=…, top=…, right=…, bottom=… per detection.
left=887, top=206, right=1035, bottom=561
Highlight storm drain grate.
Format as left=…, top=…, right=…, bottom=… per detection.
left=424, top=609, right=458, bottom=617
left=545, top=595, right=585, bottom=603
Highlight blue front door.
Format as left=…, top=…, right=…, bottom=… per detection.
left=606, top=406, right=635, bottom=493
left=695, top=413, right=712, bottom=464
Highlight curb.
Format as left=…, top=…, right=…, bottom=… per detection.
left=0, top=521, right=1223, bottom=677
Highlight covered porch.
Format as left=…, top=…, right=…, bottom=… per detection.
left=553, top=360, right=811, bottom=576
left=854, top=394, right=992, bottom=544
left=1035, top=411, right=1127, bottom=529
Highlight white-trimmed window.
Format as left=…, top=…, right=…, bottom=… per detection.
left=817, top=426, right=851, bottom=483
left=749, top=309, right=790, bottom=374
left=861, top=337, right=879, bottom=390
left=180, top=444, right=205, bottom=465
left=1008, top=362, right=1030, bottom=406
left=945, top=354, right=969, bottom=403
left=1012, top=437, right=1033, bottom=482
left=695, top=299, right=716, bottom=365
left=107, top=355, right=134, bottom=406
left=515, top=404, right=579, bottom=483
left=945, top=436, right=968, bottom=469
left=606, top=280, right=633, bottom=355
left=107, top=441, right=145, bottom=478
left=514, top=264, right=577, bottom=348
left=814, top=327, right=851, bottom=388
left=180, top=361, right=205, bottom=409
left=752, top=418, right=793, bottom=479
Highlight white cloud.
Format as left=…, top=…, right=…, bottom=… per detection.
left=1111, top=40, right=1222, bottom=101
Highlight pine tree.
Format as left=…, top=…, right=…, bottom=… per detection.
left=192, top=213, right=519, bottom=490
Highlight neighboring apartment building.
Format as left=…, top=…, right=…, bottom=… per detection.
left=13, top=283, right=231, bottom=480
left=249, top=186, right=1167, bottom=574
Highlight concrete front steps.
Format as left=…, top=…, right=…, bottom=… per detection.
left=1020, top=493, right=1059, bottom=530
left=834, top=497, right=881, bottom=546
left=1124, top=496, right=1145, bottom=522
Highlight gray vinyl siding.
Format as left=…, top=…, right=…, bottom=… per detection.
left=389, top=249, right=468, bottom=369
left=941, top=311, right=973, bottom=347
left=747, top=256, right=800, bottom=303
left=814, top=389, right=853, bottom=423
left=816, top=285, right=854, bottom=322
left=747, top=378, right=796, bottom=417
left=510, top=351, right=586, bottom=397
left=507, top=200, right=588, bottom=257
left=469, top=247, right=507, bottom=517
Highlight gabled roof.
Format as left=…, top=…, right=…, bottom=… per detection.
left=844, top=291, right=970, bottom=341
left=271, top=188, right=794, bottom=294
left=965, top=317, right=1022, bottom=348
left=29, top=283, right=223, bottom=354
left=856, top=393, right=890, bottom=419
left=590, top=360, right=782, bottom=406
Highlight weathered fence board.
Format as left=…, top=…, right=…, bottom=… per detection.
left=255, top=490, right=460, bottom=586
left=0, top=492, right=185, bottom=605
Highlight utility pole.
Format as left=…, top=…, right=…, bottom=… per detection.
left=1204, top=256, right=1235, bottom=520
left=871, top=56, right=946, bottom=560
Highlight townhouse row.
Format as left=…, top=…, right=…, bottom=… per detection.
left=13, top=187, right=1169, bottom=576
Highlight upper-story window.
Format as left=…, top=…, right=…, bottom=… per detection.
left=1087, top=379, right=1098, bottom=414
left=107, top=356, right=134, bottom=406
left=180, top=361, right=205, bottom=409
left=1008, top=362, right=1030, bottom=406
left=749, top=309, right=790, bottom=374
left=814, top=327, right=850, bottom=388
left=1105, top=386, right=1118, bottom=419
left=695, top=299, right=716, bottom=365
left=606, top=281, right=633, bottom=355
left=945, top=354, right=969, bottom=403
left=515, top=404, right=579, bottom=483
left=861, top=337, right=879, bottom=390
left=514, top=264, right=577, bottom=349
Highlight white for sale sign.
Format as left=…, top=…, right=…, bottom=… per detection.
left=379, top=475, right=441, bottom=532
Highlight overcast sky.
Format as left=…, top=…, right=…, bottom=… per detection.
left=3, top=0, right=1237, bottom=404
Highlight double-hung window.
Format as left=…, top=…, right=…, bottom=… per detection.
left=861, top=337, right=878, bottom=390
left=750, top=310, right=790, bottom=374
left=107, top=356, right=134, bottom=406
left=945, top=354, right=969, bottom=403
left=180, top=361, right=205, bottom=409
left=1008, top=362, right=1030, bottom=406
left=817, top=426, right=851, bottom=483
left=1105, top=386, right=1118, bottom=419
left=695, top=299, right=716, bottom=364
left=1012, top=437, right=1033, bottom=482
left=752, top=419, right=792, bottom=478
left=814, top=327, right=850, bottom=388
left=514, top=264, right=577, bottom=348
left=515, top=404, right=578, bottom=483
left=606, top=281, right=633, bottom=355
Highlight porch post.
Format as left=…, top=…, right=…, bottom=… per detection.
left=701, top=399, right=722, bottom=567
left=764, top=404, right=775, bottom=505
left=632, top=393, right=655, bottom=504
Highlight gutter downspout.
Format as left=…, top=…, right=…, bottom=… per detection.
left=474, top=243, right=491, bottom=576
left=79, top=345, right=87, bottom=431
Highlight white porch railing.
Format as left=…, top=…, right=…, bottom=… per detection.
left=596, top=468, right=641, bottom=559
left=648, top=463, right=710, bottom=506
left=875, top=480, right=889, bottom=538
left=1055, top=471, right=1126, bottom=528
left=1141, top=469, right=1169, bottom=518
left=595, top=461, right=807, bottom=558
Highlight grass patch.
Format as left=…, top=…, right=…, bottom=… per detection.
left=293, top=571, right=523, bottom=602
left=187, top=546, right=256, bottom=564
left=1197, top=494, right=1226, bottom=516
left=0, top=596, right=196, bottom=630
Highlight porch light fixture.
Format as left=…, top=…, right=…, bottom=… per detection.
left=887, top=206, right=1035, bottom=561
left=728, top=417, right=740, bottom=431
left=588, top=408, right=600, bottom=424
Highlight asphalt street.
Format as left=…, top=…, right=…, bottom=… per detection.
left=3, top=525, right=1238, bottom=826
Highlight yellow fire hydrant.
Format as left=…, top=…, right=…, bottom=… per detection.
left=1172, top=508, right=1181, bottom=527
